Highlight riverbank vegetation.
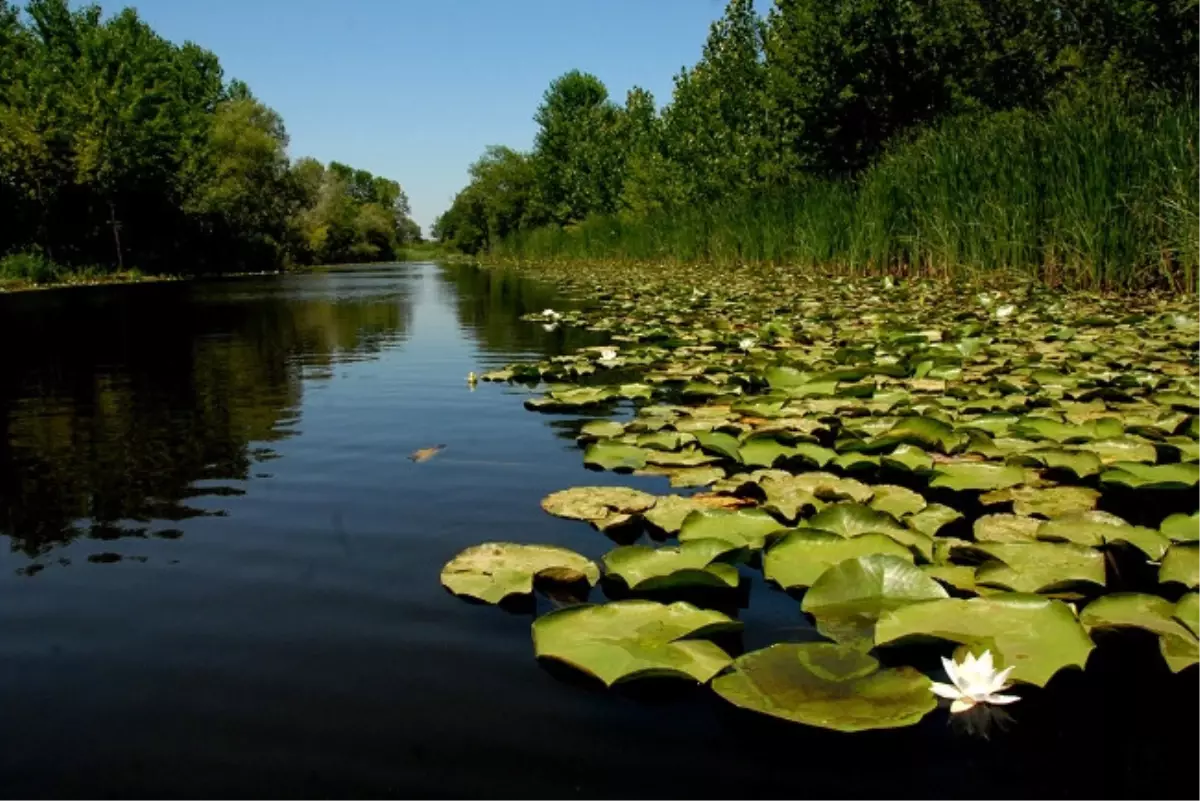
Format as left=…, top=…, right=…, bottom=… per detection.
left=434, top=0, right=1197, bottom=291
left=0, top=0, right=421, bottom=285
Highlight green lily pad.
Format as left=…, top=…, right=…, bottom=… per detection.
left=531, top=600, right=741, bottom=686
left=602, top=539, right=742, bottom=591
left=1160, top=544, right=1199, bottom=588
left=1176, top=593, right=1199, bottom=638
left=921, top=564, right=978, bottom=592
left=905, top=504, right=964, bottom=536
left=974, top=514, right=1041, bottom=543
left=711, top=643, right=936, bottom=732
left=643, top=447, right=723, bottom=468
left=929, top=462, right=1026, bottom=492
left=1074, top=437, right=1159, bottom=465
left=578, top=420, right=626, bottom=440
left=694, top=431, right=743, bottom=462
left=806, top=503, right=908, bottom=539
left=1035, top=512, right=1170, bottom=560
left=1100, top=462, right=1200, bottom=490
left=881, top=444, right=934, bottom=473
left=583, top=441, right=649, bottom=471
left=441, top=543, right=600, bottom=604
left=642, top=495, right=706, bottom=534
left=832, top=452, right=881, bottom=473
left=869, top=485, right=928, bottom=518
left=801, top=554, right=948, bottom=643
left=1079, top=593, right=1195, bottom=640
left=1080, top=593, right=1199, bottom=673
left=1161, top=512, right=1200, bottom=543
left=526, top=386, right=617, bottom=411
left=872, top=416, right=965, bottom=454
left=875, top=595, right=1094, bottom=686
left=738, top=437, right=800, bottom=467
left=972, top=541, right=1106, bottom=593
left=1026, top=449, right=1103, bottom=477
left=541, top=486, right=657, bottom=530
left=763, top=532, right=914, bottom=590
left=979, top=485, right=1100, bottom=518
left=635, top=464, right=725, bottom=488
left=772, top=472, right=875, bottom=503
left=678, top=507, right=788, bottom=550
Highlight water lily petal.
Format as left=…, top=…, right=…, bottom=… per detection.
left=930, top=682, right=963, bottom=700
left=983, top=692, right=1020, bottom=706
left=986, top=665, right=1016, bottom=694
left=949, top=697, right=976, bottom=714
left=941, top=656, right=964, bottom=691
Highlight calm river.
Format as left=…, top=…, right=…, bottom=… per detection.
left=0, top=263, right=1194, bottom=798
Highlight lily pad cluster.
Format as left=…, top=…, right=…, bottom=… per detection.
left=445, top=267, right=1198, bottom=732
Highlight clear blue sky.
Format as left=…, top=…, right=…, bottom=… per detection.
left=102, top=0, right=769, bottom=235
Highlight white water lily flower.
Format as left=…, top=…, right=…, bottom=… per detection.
left=598, top=347, right=618, bottom=361
left=541, top=308, right=562, bottom=320
left=739, top=337, right=757, bottom=351
left=995, top=304, right=1016, bottom=319
left=929, top=650, right=1019, bottom=714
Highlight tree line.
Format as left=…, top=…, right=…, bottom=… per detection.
left=434, top=0, right=1197, bottom=289
left=0, top=0, right=420, bottom=280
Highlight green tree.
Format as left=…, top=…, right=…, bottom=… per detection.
left=662, top=0, right=767, bottom=198
left=531, top=70, right=624, bottom=224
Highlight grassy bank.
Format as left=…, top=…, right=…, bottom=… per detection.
left=491, top=97, right=1198, bottom=293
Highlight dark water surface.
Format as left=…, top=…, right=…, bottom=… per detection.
left=0, top=263, right=1195, bottom=799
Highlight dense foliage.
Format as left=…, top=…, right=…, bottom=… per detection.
left=0, top=0, right=419, bottom=281
left=434, top=0, right=1198, bottom=290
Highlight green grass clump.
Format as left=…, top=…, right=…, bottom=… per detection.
left=493, top=97, right=1197, bottom=292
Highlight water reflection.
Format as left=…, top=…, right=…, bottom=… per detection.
left=432, top=262, right=602, bottom=356
left=0, top=267, right=414, bottom=557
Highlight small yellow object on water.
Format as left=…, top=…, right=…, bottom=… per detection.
left=410, top=445, right=446, bottom=463
left=467, top=371, right=477, bottom=384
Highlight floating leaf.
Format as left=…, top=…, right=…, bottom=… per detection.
left=1080, top=593, right=1199, bottom=673
left=881, top=444, right=934, bottom=473
left=905, top=504, right=964, bottom=537
left=1035, top=511, right=1169, bottom=560
left=711, top=643, right=936, bottom=732
left=602, top=539, right=741, bottom=591
left=635, top=464, right=725, bottom=488
left=579, top=420, right=625, bottom=440
left=642, top=495, right=705, bottom=534
left=441, top=543, right=600, bottom=604
left=694, top=431, right=744, bottom=462
left=541, top=487, right=657, bottom=530
left=531, top=600, right=741, bottom=686
left=1176, top=593, right=1199, bottom=638
left=875, top=595, right=1094, bottom=686
left=806, top=503, right=908, bottom=539
left=1161, top=512, right=1200, bottom=543
left=869, top=485, right=928, bottom=518
left=1026, top=449, right=1102, bottom=477
left=738, top=437, right=799, bottom=467
left=1100, top=462, right=1199, bottom=490
left=801, top=554, right=948, bottom=643
left=583, top=441, right=649, bottom=472
left=872, top=416, right=965, bottom=454
left=1160, top=544, right=1199, bottom=589
left=678, top=507, right=788, bottom=550
left=764, top=532, right=913, bottom=590
left=929, top=462, right=1026, bottom=491
left=979, top=485, right=1100, bottom=518
left=972, top=541, right=1106, bottom=593
left=974, top=514, right=1041, bottom=543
